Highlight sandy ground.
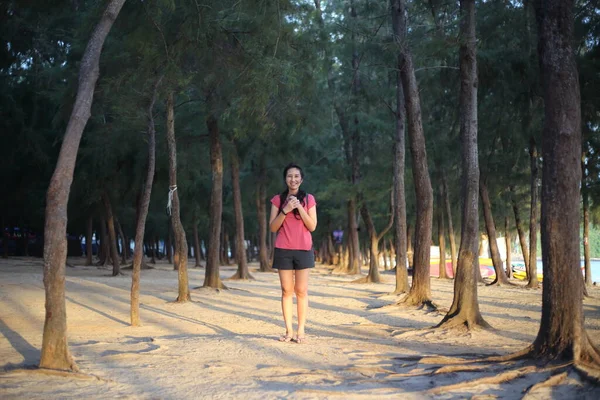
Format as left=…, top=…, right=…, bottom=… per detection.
left=1, top=257, right=599, bottom=399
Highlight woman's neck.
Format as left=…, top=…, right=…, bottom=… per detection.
left=288, top=189, right=299, bottom=196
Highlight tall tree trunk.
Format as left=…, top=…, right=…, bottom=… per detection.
left=505, top=217, right=513, bottom=279
left=528, top=138, right=540, bottom=288
left=394, top=0, right=434, bottom=307
left=347, top=199, right=360, bottom=274
left=166, top=91, right=190, bottom=302
left=438, top=195, right=448, bottom=279
left=479, top=175, right=509, bottom=285
left=529, top=0, right=600, bottom=364
left=102, top=191, right=120, bottom=276
left=391, top=19, right=409, bottom=294
left=510, top=185, right=529, bottom=272
left=116, top=218, right=127, bottom=264
left=203, top=113, right=225, bottom=289
left=437, top=0, right=489, bottom=329
left=442, top=172, right=457, bottom=275
left=582, top=156, right=591, bottom=287
left=193, top=218, right=202, bottom=267
left=356, top=205, right=384, bottom=283
left=85, top=216, right=93, bottom=266
left=131, top=74, right=161, bottom=326
left=229, top=141, right=253, bottom=280
left=256, top=156, right=272, bottom=272
left=40, top=0, right=126, bottom=371
left=98, top=216, right=108, bottom=266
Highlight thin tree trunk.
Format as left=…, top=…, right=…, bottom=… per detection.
left=505, top=217, right=513, bottom=279
left=510, top=185, right=530, bottom=272
left=582, top=156, right=591, bottom=287
left=438, top=195, right=448, bottom=279
left=102, top=191, right=120, bottom=276
left=437, top=0, right=489, bottom=329
left=203, top=113, right=226, bottom=289
left=442, top=172, right=458, bottom=274
left=530, top=0, right=600, bottom=364
left=358, top=204, right=382, bottom=283
left=479, top=175, right=509, bottom=285
left=98, top=216, right=108, bottom=266
left=528, top=138, right=540, bottom=288
left=193, top=219, right=202, bottom=267
left=116, top=218, right=127, bottom=264
left=40, top=0, right=126, bottom=371
left=85, top=216, right=93, bottom=266
left=131, top=74, right=161, bottom=326
left=391, top=30, right=409, bottom=294
left=166, top=91, right=190, bottom=302
left=229, top=141, right=253, bottom=280
left=394, top=0, right=434, bottom=308
left=347, top=199, right=360, bottom=274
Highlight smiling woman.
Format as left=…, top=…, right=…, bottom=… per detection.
left=269, top=163, right=318, bottom=344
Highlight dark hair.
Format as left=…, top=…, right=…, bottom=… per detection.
left=279, top=163, right=306, bottom=219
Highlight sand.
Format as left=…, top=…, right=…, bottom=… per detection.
left=1, top=256, right=599, bottom=399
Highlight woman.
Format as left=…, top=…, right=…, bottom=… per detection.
left=269, top=163, right=317, bottom=344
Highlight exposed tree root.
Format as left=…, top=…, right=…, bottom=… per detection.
left=574, top=362, right=600, bottom=382
left=2, top=367, right=110, bottom=381
left=192, top=283, right=228, bottom=291
left=396, top=296, right=438, bottom=312
left=523, top=371, right=568, bottom=397
left=351, top=275, right=381, bottom=284
left=226, top=271, right=255, bottom=280
left=427, top=365, right=538, bottom=395
left=433, top=364, right=490, bottom=374
left=121, top=262, right=154, bottom=270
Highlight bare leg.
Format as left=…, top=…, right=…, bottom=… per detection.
left=294, top=268, right=309, bottom=339
left=278, top=270, right=294, bottom=337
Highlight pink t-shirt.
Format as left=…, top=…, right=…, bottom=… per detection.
left=271, top=193, right=316, bottom=251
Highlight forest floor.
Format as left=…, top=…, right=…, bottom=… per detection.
left=1, top=257, right=599, bottom=399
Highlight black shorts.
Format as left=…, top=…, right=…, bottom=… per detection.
left=273, top=248, right=315, bottom=270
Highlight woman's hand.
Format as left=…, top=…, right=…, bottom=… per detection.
left=285, top=196, right=300, bottom=213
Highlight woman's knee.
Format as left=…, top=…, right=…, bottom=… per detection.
left=294, top=286, right=308, bottom=298
left=281, top=284, right=295, bottom=297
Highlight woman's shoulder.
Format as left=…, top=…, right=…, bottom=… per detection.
left=270, top=194, right=281, bottom=206
left=306, top=193, right=316, bottom=206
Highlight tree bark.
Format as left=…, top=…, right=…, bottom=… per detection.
left=528, top=137, right=540, bottom=288
left=166, top=91, right=190, bottom=302
left=479, top=175, right=509, bottom=284
left=530, top=0, right=600, bottom=364
left=102, top=191, right=120, bottom=276
left=391, top=11, right=409, bottom=294
left=229, top=141, right=253, bottom=280
left=203, top=113, right=225, bottom=289
left=193, top=218, right=202, bottom=267
left=394, top=0, right=434, bottom=307
left=437, top=0, right=489, bottom=329
left=131, top=74, right=161, bottom=326
left=40, top=0, right=126, bottom=371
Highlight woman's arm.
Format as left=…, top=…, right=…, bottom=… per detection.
left=269, top=203, right=292, bottom=232
left=296, top=204, right=317, bottom=232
